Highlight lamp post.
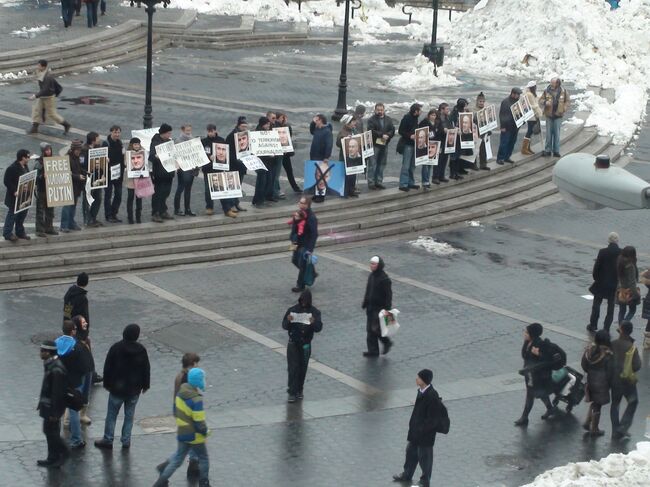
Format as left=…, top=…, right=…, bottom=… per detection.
left=332, top=0, right=352, bottom=121
left=421, top=0, right=444, bottom=69
left=131, top=0, right=170, bottom=129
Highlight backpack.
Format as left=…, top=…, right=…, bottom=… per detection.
left=64, top=385, right=84, bottom=411
left=544, top=339, right=567, bottom=370
left=620, top=345, right=638, bottom=384
left=434, top=397, right=450, bottom=435
left=54, top=79, right=63, bottom=97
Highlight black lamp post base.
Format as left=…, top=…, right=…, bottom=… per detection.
left=422, top=43, right=445, bottom=67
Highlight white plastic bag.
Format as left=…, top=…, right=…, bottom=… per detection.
left=379, top=308, right=400, bottom=337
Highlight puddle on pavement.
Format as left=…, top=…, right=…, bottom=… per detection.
left=60, top=95, right=109, bottom=105
left=484, top=453, right=531, bottom=471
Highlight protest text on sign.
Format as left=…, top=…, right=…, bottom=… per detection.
left=43, top=156, right=74, bottom=207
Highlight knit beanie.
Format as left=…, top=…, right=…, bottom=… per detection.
left=188, top=368, right=206, bottom=391
left=526, top=322, right=543, bottom=339
left=159, top=123, right=172, bottom=134
left=418, top=369, right=433, bottom=385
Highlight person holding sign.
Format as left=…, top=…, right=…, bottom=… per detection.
left=173, top=125, right=198, bottom=217
left=282, top=290, right=323, bottom=403
left=397, top=103, right=422, bottom=192
left=102, top=125, right=124, bottom=223
left=34, top=143, right=58, bottom=237
left=201, top=124, right=237, bottom=218
left=366, top=103, right=396, bottom=190
left=252, top=117, right=276, bottom=209
left=277, top=113, right=301, bottom=193
left=149, top=124, right=176, bottom=223
left=3, top=149, right=32, bottom=242
left=83, top=132, right=104, bottom=228
left=497, top=87, right=522, bottom=164
left=336, top=114, right=360, bottom=198
left=60, top=140, right=85, bottom=233
left=474, top=93, right=491, bottom=171
left=125, top=138, right=144, bottom=224
left=363, top=256, right=394, bottom=357
left=418, top=109, right=440, bottom=188
left=521, top=81, right=543, bottom=156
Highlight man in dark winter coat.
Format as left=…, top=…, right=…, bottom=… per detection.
left=63, top=272, right=90, bottom=325
left=95, top=324, right=150, bottom=450
left=397, top=103, right=422, bottom=191
left=309, top=114, right=333, bottom=161
left=291, top=196, right=318, bottom=292
left=610, top=321, right=641, bottom=439
left=282, top=290, right=323, bottom=403
left=34, top=142, right=58, bottom=237
left=588, top=232, right=621, bottom=332
left=496, top=87, right=522, bottom=164
left=37, top=340, right=68, bottom=468
left=366, top=103, right=395, bottom=189
left=202, top=123, right=237, bottom=217
left=393, top=369, right=442, bottom=487
left=3, top=148, right=31, bottom=242
left=82, top=131, right=103, bottom=227
left=362, top=255, right=394, bottom=357
left=102, top=125, right=124, bottom=223
left=149, top=123, right=175, bottom=223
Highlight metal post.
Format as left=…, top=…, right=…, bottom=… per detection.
left=143, top=2, right=155, bottom=129
left=332, top=0, right=350, bottom=121
left=431, top=0, right=438, bottom=46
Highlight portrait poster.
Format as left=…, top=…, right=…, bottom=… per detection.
left=476, top=107, right=488, bottom=135
left=249, top=130, right=284, bottom=157
left=342, top=134, right=365, bottom=175
left=174, top=137, right=210, bottom=172
left=88, top=147, right=109, bottom=189
left=208, top=171, right=243, bottom=200
left=240, top=154, right=267, bottom=172
left=520, top=95, right=535, bottom=124
left=511, top=101, right=525, bottom=128
left=235, top=130, right=251, bottom=159
left=273, top=126, right=294, bottom=153
left=303, top=160, right=345, bottom=198
left=362, top=130, right=374, bottom=159
left=479, top=105, right=498, bottom=134
left=458, top=112, right=475, bottom=149
left=126, top=150, right=148, bottom=178
left=428, top=141, right=440, bottom=166
left=212, top=143, right=230, bottom=171
left=14, top=170, right=36, bottom=214
left=131, top=127, right=160, bottom=151
left=444, top=129, right=458, bottom=154
left=156, top=140, right=177, bottom=173
left=43, top=156, right=74, bottom=207
left=414, top=127, right=430, bottom=165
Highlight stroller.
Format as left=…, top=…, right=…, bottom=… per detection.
left=551, top=366, right=585, bottom=413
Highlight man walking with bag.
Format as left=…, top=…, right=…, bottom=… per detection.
left=27, top=60, right=71, bottom=135
left=610, top=321, right=641, bottom=439
left=362, top=255, right=394, bottom=357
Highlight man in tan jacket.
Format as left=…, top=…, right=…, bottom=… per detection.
left=28, top=60, right=71, bottom=135
left=540, top=75, right=569, bottom=157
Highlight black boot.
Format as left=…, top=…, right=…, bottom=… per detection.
left=187, top=459, right=200, bottom=478
left=136, top=210, right=142, bottom=224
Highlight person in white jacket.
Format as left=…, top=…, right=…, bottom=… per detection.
left=521, top=80, right=544, bottom=155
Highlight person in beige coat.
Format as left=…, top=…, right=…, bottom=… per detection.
left=521, top=80, right=544, bottom=155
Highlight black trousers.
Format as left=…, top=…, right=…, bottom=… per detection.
left=433, top=153, right=448, bottom=181
left=403, top=441, right=433, bottom=486
left=89, top=188, right=102, bottom=222
left=104, top=180, right=123, bottom=219
left=366, top=309, right=390, bottom=355
left=43, top=418, right=67, bottom=461
left=589, top=295, right=615, bottom=331
left=126, top=188, right=142, bottom=222
left=282, top=155, right=300, bottom=192
left=521, top=386, right=552, bottom=418
left=152, top=179, right=173, bottom=216
left=292, top=247, right=308, bottom=289
left=610, top=382, right=638, bottom=434
left=287, top=341, right=311, bottom=395
left=35, top=193, right=54, bottom=232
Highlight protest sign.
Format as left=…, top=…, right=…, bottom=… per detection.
left=459, top=112, right=475, bottom=149
left=478, top=105, right=498, bottom=135
left=362, top=131, right=374, bottom=159
left=127, top=150, right=148, bottom=178
left=156, top=140, right=177, bottom=173
left=250, top=130, right=284, bottom=156
left=88, top=147, right=109, bottom=189
left=290, top=312, right=312, bottom=325
left=511, top=101, right=525, bottom=128
left=485, top=135, right=493, bottom=160
left=174, top=137, right=210, bottom=172
left=14, top=170, right=36, bottom=214
left=212, top=143, right=230, bottom=171
left=207, top=171, right=243, bottom=200
left=43, top=156, right=74, bottom=207
left=414, top=127, right=430, bottom=165
left=235, top=131, right=251, bottom=159
left=428, top=141, right=440, bottom=166
left=131, top=127, right=160, bottom=150
left=519, top=95, right=535, bottom=124
left=343, top=134, right=365, bottom=175
left=240, top=154, right=267, bottom=172
left=445, top=129, right=458, bottom=154
left=273, top=126, right=294, bottom=153
left=110, top=164, right=121, bottom=181
left=304, top=160, right=344, bottom=197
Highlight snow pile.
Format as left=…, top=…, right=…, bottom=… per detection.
left=448, top=0, right=650, bottom=143
left=0, top=70, right=28, bottom=80
left=522, top=442, right=650, bottom=487
left=409, top=236, right=463, bottom=256
left=10, top=25, right=50, bottom=37
left=89, top=65, right=118, bottom=73
left=466, top=220, right=482, bottom=227
left=388, top=55, right=462, bottom=90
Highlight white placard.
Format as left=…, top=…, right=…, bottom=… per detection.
left=43, top=156, right=74, bottom=207
left=14, top=170, right=37, bottom=214
left=131, top=127, right=160, bottom=151
left=414, top=127, right=430, bottom=165
left=427, top=141, right=440, bottom=166
left=212, top=143, right=230, bottom=171
left=273, top=126, right=294, bottom=153
left=174, top=137, right=210, bottom=171
left=444, top=129, right=458, bottom=154
left=88, top=147, right=109, bottom=189
left=485, top=135, right=493, bottom=160
left=240, top=154, right=267, bottom=171
left=343, top=134, right=365, bottom=175
left=478, top=105, right=498, bottom=135
left=84, top=177, right=94, bottom=206
left=290, top=312, right=312, bottom=325
left=126, top=150, right=149, bottom=178
left=156, top=140, right=177, bottom=173
left=207, top=171, right=243, bottom=200
left=362, top=130, right=374, bottom=159
left=459, top=112, right=475, bottom=150
left=249, top=130, right=284, bottom=157
left=110, top=164, right=121, bottom=181
left=235, top=130, right=251, bottom=159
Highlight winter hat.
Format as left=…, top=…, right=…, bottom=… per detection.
left=40, top=142, right=52, bottom=152
left=340, top=114, right=354, bottom=125
left=206, top=123, right=217, bottom=131
left=77, top=272, right=89, bottom=287
left=188, top=367, right=206, bottom=391
left=526, top=322, right=543, bottom=339
left=55, top=335, right=76, bottom=357
left=608, top=232, right=619, bottom=244
left=620, top=321, right=633, bottom=336
left=159, top=123, right=173, bottom=134
left=122, top=323, right=141, bottom=342
left=70, top=139, right=83, bottom=150
left=549, top=73, right=560, bottom=81
left=526, top=80, right=536, bottom=88
left=511, top=87, right=522, bottom=95
left=40, top=340, right=58, bottom=352
left=594, top=329, right=611, bottom=347
left=354, top=105, right=366, bottom=116
left=476, top=92, right=485, bottom=101
left=236, top=116, right=247, bottom=126
left=370, top=256, right=380, bottom=264
left=418, top=369, right=433, bottom=385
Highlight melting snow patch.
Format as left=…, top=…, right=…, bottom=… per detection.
left=89, top=65, right=118, bottom=74
left=388, top=55, right=462, bottom=90
left=0, top=70, right=28, bottom=80
left=10, top=25, right=50, bottom=37
left=409, top=236, right=463, bottom=256
left=466, top=220, right=482, bottom=227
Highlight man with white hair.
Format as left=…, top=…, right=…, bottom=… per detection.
left=540, top=74, right=569, bottom=157
left=587, top=232, right=621, bottom=332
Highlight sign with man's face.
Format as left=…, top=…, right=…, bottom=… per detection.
left=212, top=143, right=229, bottom=171
left=208, top=170, right=242, bottom=200
left=459, top=112, right=475, bottom=149
left=445, top=129, right=458, bottom=154
left=362, top=130, right=374, bottom=158
left=273, top=126, right=294, bottom=153
left=88, top=147, right=109, bottom=188
left=343, top=135, right=365, bottom=175
left=14, top=170, right=37, bottom=214
left=235, top=131, right=251, bottom=159
left=414, top=126, right=430, bottom=165
left=127, top=150, right=148, bottom=178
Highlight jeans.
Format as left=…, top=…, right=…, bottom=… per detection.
left=126, top=188, right=142, bottom=223
left=402, top=441, right=433, bottom=486
left=158, top=442, right=209, bottom=482
left=61, top=0, right=74, bottom=25
left=68, top=384, right=84, bottom=446
left=253, top=169, right=269, bottom=205
left=287, top=341, right=311, bottom=396
left=86, top=0, right=98, bottom=27
left=152, top=179, right=173, bottom=216
left=421, top=165, right=433, bottom=185
left=366, top=309, right=391, bottom=355
left=104, top=180, right=122, bottom=219
left=36, top=193, right=55, bottom=232
left=545, top=117, right=562, bottom=154
left=60, top=199, right=78, bottom=230
left=525, top=120, right=537, bottom=138
left=589, top=295, right=615, bottom=331
left=80, top=372, right=92, bottom=403
left=368, top=145, right=388, bottom=185
left=496, top=129, right=518, bottom=161
left=433, top=153, right=448, bottom=181
left=174, top=170, right=195, bottom=213
left=43, top=419, right=67, bottom=462
left=610, top=382, right=638, bottom=434
left=399, top=143, right=415, bottom=188
left=618, top=302, right=637, bottom=324
left=3, top=206, right=28, bottom=238
left=102, top=393, right=139, bottom=446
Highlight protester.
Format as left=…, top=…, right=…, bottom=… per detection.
left=397, top=103, right=422, bottom=191
left=588, top=232, right=621, bottom=332
left=173, top=124, right=197, bottom=217
left=616, top=245, right=639, bottom=324
left=366, top=103, right=395, bottom=190
left=282, top=290, right=323, bottom=403
left=277, top=113, right=301, bottom=193
left=336, top=114, right=360, bottom=198
left=37, top=340, right=68, bottom=468
left=60, top=140, right=85, bottom=232
left=582, top=329, right=615, bottom=437
left=61, top=0, right=75, bottom=27
left=521, top=81, right=544, bottom=156
left=291, top=196, right=317, bottom=292
left=418, top=109, right=440, bottom=188
left=266, top=111, right=285, bottom=201
left=496, top=87, right=522, bottom=164
left=28, top=60, right=71, bottom=135
left=309, top=114, right=333, bottom=164
left=33, top=143, right=58, bottom=237
left=102, top=125, right=124, bottom=223
left=84, top=0, right=99, bottom=28
left=153, top=368, right=211, bottom=487
left=201, top=123, right=238, bottom=218
left=392, top=369, right=442, bottom=487
left=610, top=321, right=641, bottom=439
left=125, top=137, right=144, bottom=224
left=449, top=98, right=472, bottom=178
left=252, top=116, right=276, bottom=209
left=3, top=148, right=32, bottom=242
left=474, top=92, right=491, bottom=170
left=225, top=116, right=248, bottom=182
left=353, top=104, right=366, bottom=132
left=71, top=315, right=95, bottom=425
left=362, top=256, right=394, bottom=357
left=95, top=324, right=150, bottom=450
left=514, top=323, right=556, bottom=426
left=540, top=75, right=569, bottom=157
left=433, top=103, right=452, bottom=184
left=150, top=124, right=175, bottom=223
left=83, top=131, right=104, bottom=228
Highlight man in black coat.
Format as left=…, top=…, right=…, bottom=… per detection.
left=3, top=148, right=31, bottom=242
left=588, top=232, right=621, bottom=332
left=366, top=102, right=395, bottom=190
left=496, top=87, right=522, bottom=164
left=95, top=324, right=150, bottom=450
left=291, top=196, right=318, bottom=292
left=397, top=103, right=422, bottom=191
left=37, top=340, right=68, bottom=468
left=102, top=125, right=124, bottom=223
left=393, top=369, right=441, bottom=487
left=149, top=123, right=175, bottom=223
left=63, top=272, right=90, bottom=325
left=362, top=255, right=394, bottom=356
